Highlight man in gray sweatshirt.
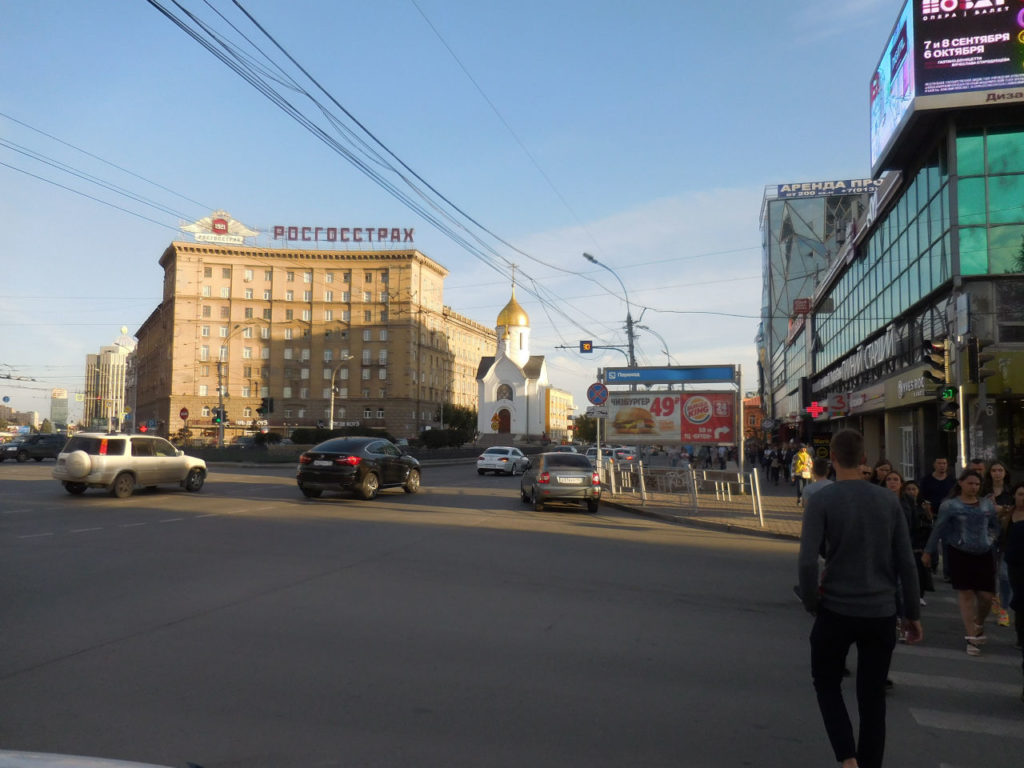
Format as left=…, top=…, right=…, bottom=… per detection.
left=798, top=429, right=922, bottom=768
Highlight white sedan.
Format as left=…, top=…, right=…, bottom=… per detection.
left=476, top=446, right=528, bottom=475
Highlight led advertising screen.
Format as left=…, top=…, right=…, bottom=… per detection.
left=870, top=0, right=1024, bottom=175
left=870, top=1, right=916, bottom=173
left=915, top=1, right=1024, bottom=104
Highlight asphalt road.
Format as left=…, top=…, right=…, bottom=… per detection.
left=1, top=461, right=1020, bottom=767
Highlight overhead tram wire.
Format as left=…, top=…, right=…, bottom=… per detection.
left=0, top=111, right=212, bottom=211
left=149, top=0, right=601, bottom=339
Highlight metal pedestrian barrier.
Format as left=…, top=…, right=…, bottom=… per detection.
left=601, top=461, right=765, bottom=528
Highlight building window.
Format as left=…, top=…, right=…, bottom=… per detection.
left=300, top=388, right=309, bottom=399
left=285, top=309, right=293, bottom=320
left=302, top=309, right=311, bottom=321
left=244, top=269, right=253, bottom=282
left=243, top=347, right=252, bottom=359
left=200, top=365, right=210, bottom=376
left=242, top=327, right=253, bottom=338
left=202, top=305, right=211, bottom=318
left=202, top=285, right=211, bottom=297
left=301, top=349, right=310, bottom=361
left=364, top=407, right=372, bottom=418
left=243, top=366, right=252, bottom=377
left=261, top=348, right=269, bottom=359
left=219, top=326, right=229, bottom=338
left=201, top=406, right=211, bottom=417
left=260, top=327, right=269, bottom=339
left=219, top=345, right=228, bottom=360
left=201, top=326, right=210, bottom=337
left=199, top=384, right=208, bottom=396
left=204, top=267, right=212, bottom=278
left=338, top=368, right=349, bottom=380
left=304, top=271, right=312, bottom=283
left=379, top=329, right=388, bottom=341
left=364, top=310, right=372, bottom=322
left=304, top=291, right=312, bottom=302
left=264, top=269, right=273, bottom=281
left=263, top=290, right=271, bottom=300
left=341, top=291, right=350, bottom=302
left=324, top=350, right=333, bottom=362
left=200, top=345, right=209, bottom=361
left=325, top=309, right=333, bottom=322
left=242, top=387, right=251, bottom=398
left=244, top=307, right=253, bottom=319
left=283, top=386, right=292, bottom=398
left=378, top=368, right=386, bottom=380
left=284, top=328, right=293, bottom=340
left=222, top=268, right=231, bottom=279
left=325, top=290, right=333, bottom=302
left=342, top=310, right=351, bottom=322
left=364, top=272, right=373, bottom=283
left=285, top=290, right=294, bottom=301
left=219, top=306, right=229, bottom=319
left=220, top=287, right=230, bottom=298
left=244, top=288, right=253, bottom=299
left=243, top=407, right=252, bottom=418
left=378, top=350, right=388, bottom=364
left=376, top=408, right=384, bottom=419
left=362, top=330, right=371, bottom=342
left=284, top=349, right=293, bottom=360
left=362, top=291, right=371, bottom=302
left=361, top=368, right=371, bottom=380
left=263, top=308, right=272, bottom=320
left=287, top=271, right=295, bottom=282
left=326, top=272, right=334, bottom=284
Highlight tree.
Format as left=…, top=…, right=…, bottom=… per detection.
left=442, top=403, right=477, bottom=445
left=1014, top=233, right=1024, bottom=273
left=171, top=426, right=193, bottom=446
left=40, top=419, right=54, bottom=434
left=574, top=415, right=597, bottom=444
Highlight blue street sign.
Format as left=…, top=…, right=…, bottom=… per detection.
left=605, top=365, right=736, bottom=384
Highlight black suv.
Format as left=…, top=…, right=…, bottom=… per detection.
left=1, top=433, right=68, bottom=463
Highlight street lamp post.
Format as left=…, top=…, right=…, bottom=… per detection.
left=582, top=253, right=636, bottom=368
left=328, top=355, right=354, bottom=430
left=635, top=324, right=673, bottom=365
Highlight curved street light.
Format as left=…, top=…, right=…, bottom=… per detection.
left=582, top=253, right=636, bottom=367
left=328, top=355, right=354, bottom=430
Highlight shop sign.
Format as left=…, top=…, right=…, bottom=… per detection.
left=679, top=393, right=735, bottom=445
left=827, top=392, right=849, bottom=418
left=848, top=384, right=886, bottom=414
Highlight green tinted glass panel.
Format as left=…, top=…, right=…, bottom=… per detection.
left=957, top=132, right=985, bottom=176
left=987, top=129, right=1024, bottom=174
left=958, top=177, right=987, bottom=226
left=959, top=226, right=988, bottom=275
left=988, top=174, right=1024, bottom=224
left=988, top=225, right=1024, bottom=274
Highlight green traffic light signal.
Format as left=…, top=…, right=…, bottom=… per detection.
left=939, top=385, right=956, bottom=401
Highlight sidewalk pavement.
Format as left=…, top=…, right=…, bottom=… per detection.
left=602, top=463, right=807, bottom=541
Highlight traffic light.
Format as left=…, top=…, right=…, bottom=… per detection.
left=967, top=337, right=995, bottom=384
left=212, top=408, right=223, bottom=424
left=257, top=397, right=269, bottom=416
left=937, top=385, right=959, bottom=432
left=922, top=339, right=947, bottom=386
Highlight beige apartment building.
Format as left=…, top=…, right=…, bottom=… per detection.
left=135, top=241, right=495, bottom=441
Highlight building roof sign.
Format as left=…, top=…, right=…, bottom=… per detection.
left=180, top=210, right=258, bottom=244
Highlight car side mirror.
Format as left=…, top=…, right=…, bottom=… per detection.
left=176, top=449, right=184, bottom=457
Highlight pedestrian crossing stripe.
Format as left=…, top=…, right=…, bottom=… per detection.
left=894, top=645, right=1021, bottom=666
left=890, top=670, right=1020, bottom=696
left=911, top=708, right=1024, bottom=738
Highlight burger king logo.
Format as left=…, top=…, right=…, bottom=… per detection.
left=683, top=396, right=713, bottom=425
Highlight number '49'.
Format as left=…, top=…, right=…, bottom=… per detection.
left=648, top=397, right=675, bottom=417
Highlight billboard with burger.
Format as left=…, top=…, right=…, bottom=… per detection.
left=606, top=394, right=680, bottom=443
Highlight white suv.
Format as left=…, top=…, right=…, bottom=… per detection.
left=52, top=432, right=207, bottom=498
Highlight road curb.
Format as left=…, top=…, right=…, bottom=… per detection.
left=603, top=499, right=801, bottom=542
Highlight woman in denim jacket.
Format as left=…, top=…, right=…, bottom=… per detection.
left=922, top=469, right=999, bottom=656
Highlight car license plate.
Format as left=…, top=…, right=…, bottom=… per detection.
left=557, top=476, right=583, bottom=484
left=313, top=460, right=332, bottom=466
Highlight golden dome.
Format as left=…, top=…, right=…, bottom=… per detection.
left=496, top=292, right=529, bottom=327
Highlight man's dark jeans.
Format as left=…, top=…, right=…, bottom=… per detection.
left=810, top=607, right=897, bottom=768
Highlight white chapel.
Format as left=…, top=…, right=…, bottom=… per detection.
left=476, top=288, right=574, bottom=442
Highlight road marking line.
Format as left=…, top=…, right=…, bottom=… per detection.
left=159, top=518, right=184, bottom=523
left=69, top=527, right=103, bottom=533
left=195, top=514, right=220, bottom=519
left=911, top=708, right=1024, bottom=738
left=895, top=645, right=1020, bottom=666
left=890, top=670, right=1021, bottom=696
left=17, top=532, right=54, bottom=538
left=119, top=522, right=147, bottom=528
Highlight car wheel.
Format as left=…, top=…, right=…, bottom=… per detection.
left=586, top=498, right=599, bottom=514
left=110, top=472, right=135, bottom=499
left=16, top=451, right=28, bottom=463
left=300, top=486, right=322, bottom=498
left=63, top=482, right=87, bottom=495
left=34, top=457, right=44, bottom=462
left=358, top=472, right=379, bottom=500
left=520, top=485, right=531, bottom=504
left=531, top=488, right=544, bottom=512
left=403, top=468, right=421, bottom=494
left=477, top=468, right=486, bottom=475
left=184, top=468, right=205, bottom=493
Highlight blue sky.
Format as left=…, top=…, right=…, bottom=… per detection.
left=0, top=0, right=901, bottom=421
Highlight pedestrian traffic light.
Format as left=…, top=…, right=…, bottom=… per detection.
left=922, top=339, right=947, bottom=385
left=938, top=399, right=959, bottom=432
left=967, top=337, right=995, bottom=384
